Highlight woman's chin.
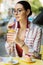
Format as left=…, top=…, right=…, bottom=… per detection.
left=16, top=18, right=21, bottom=22
left=16, top=19, right=19, bottom=22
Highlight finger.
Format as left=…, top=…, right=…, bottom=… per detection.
left=7, top=33, right=14, bottom=39
left=7, top=32, right=14, bottom=36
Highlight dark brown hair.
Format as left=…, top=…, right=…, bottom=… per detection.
left=17, top=1, right=32, bottom=17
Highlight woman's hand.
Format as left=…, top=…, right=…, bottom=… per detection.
left=14, top=35, right=24, bottom=47
left=7, top=29, right=16, bottom=44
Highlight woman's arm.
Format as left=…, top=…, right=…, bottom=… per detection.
left=26, top=27, right=42, bottom=58
left=33, top=27, right=42, bottom=57
left=22, top=27, right=42, bottom=58
left=14, top=35, right=29, bottom=55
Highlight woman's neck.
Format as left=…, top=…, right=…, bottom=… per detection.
left=19, top=19, right=27, bottom=30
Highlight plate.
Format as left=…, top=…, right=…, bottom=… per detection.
left=7, top=60, right=19, bottom=64
left=21, top=58, right=36, bottom=63
left=0, top=57, right=18, bottom=64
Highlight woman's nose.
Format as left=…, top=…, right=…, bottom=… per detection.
left=15, top=11, right=18, bottom=15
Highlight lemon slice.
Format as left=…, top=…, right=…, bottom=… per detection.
left=8, top=29, right=15, bottom=33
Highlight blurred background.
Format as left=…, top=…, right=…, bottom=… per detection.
left=0, top=0, right=43, bottom=56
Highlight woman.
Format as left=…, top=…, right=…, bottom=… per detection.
left=5, top=1, right=42, bottom=58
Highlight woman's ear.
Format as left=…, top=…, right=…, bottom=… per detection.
left=26, top=9, right=30, bottom=16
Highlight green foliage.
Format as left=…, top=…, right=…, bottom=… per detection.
left=28, top=0, right=42, bottom=14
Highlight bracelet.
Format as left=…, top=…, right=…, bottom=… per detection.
left=25, top=54, right=31, bottom=57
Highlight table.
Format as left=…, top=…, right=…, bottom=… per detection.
left=0, top=57, right=43, bottom=65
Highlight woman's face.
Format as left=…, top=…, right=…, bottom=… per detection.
left=14, top=3, right=28, bottom=22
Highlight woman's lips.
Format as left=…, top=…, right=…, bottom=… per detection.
left=16, top=17, right=19, bottom=19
